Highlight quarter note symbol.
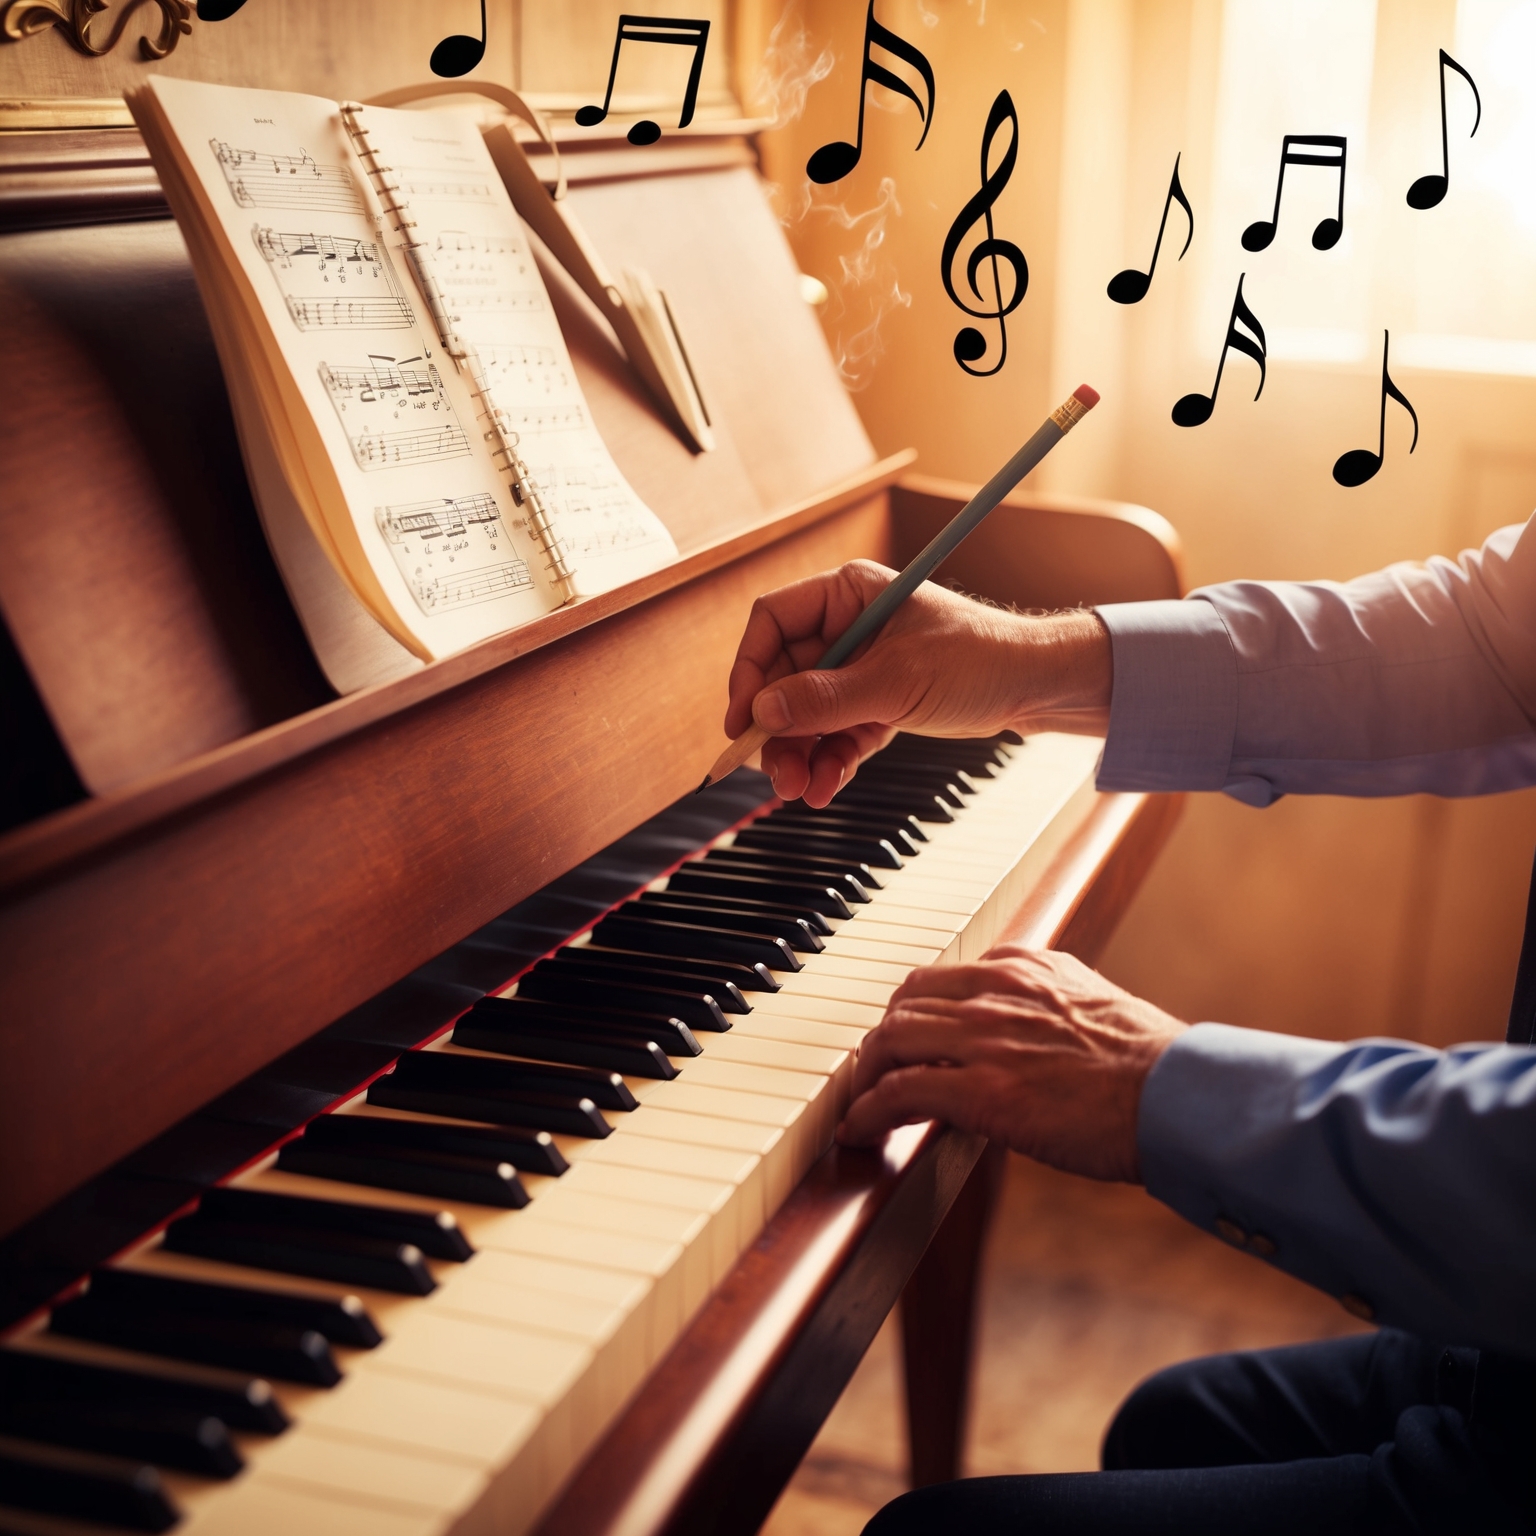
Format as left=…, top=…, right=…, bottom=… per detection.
left=806, top=0, right=935, bottom=185
left=1242, top=134, right=1347, bottom=252
left=1332, top=332, right=1418, bottom=487
left=1407, top=50, right=1481, bottom=210
left=1108, top=153, right=1194, bottom=304
left=431, top=0, right=486, bottom=77
left=941, top=91, right=1028, bottom=378
left=576, top=16, right=712, bottom=146
left=1172, top=273, right=1265, bottom=427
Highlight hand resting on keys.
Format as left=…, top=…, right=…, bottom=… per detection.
left=725, top=559, right=1112, bottom=807
left=835, top=948, right=1187, bottom=1181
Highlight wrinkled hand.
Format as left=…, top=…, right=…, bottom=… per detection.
left=723, top=560, right=1111, bottom=807
left=837, top=947, right=1188, bottom=1183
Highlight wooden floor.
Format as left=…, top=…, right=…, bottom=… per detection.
left=761, top=1152, right=1367, bottom=1536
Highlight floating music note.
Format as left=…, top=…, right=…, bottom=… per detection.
left=431, top=0, right=487, bottom=78
left=1407, top=49, right=1481, bottom=210
left=1108, top=153, right=1194, bottom=304
left=1242, top=134, right=1347, bottom=252
left=196, top=0, right=247, bottom=18
left=1172, top=274, right=1265, bottom=426
left=1332, top=332, right=1418, bottom=487
left=805, top=0, right=935, bottom=185
left=940, top=91, right=1027, bottom=378
left=576, top=16, right=712, bottom=147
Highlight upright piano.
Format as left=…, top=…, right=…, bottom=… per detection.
left=0, top=108, right=1183, bottom=1535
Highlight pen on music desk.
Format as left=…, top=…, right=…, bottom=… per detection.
left=697, top=383, right=1101, bottom=793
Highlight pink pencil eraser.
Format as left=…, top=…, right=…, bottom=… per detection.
left=1073, top=384, right=1100, bottom=409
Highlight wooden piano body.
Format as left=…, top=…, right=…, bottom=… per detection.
left=0, top=115, right=1182, bottom=1533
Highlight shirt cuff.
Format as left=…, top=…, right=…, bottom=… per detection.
left=1094, top=599, right=1239, bottom=792
left=1139, top=1023, right=1345, bottom=1207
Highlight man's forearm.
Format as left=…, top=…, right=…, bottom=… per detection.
left=1140, top=1024, right=1536, bottom=1357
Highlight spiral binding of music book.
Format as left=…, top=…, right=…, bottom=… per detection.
left=339, top=101, right=580, bottom=605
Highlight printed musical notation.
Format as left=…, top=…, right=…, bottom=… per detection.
left=211, top=141, right=363, bottom=214
left=576, top=16, right=712, bottom=146
left=941, top=90, right=1028, bottom=378
left=1407, top=50, right=1481, bottom=210
left=397, top=174, right=496, bottom=204
left=377, top=493, right=532, bottom=614
left=522, top=452, right=670, bottom=559
left=1172, top=274, right=1266, bottom=427
left=806, top=0, right=935, bottom=185
left=320, top=356, right=470, bottom=470
left=477, top=342, right=574, bottom=405
left=1332, top=332, right=1418, bottom=487
left=1242, top=134, right=1347, bottom=252
left=1108, top=154, right=1194, bottom=305
left=253, top=226, right=413, bottom=331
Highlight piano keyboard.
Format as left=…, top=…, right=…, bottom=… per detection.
left=0, top=732, right=1103, bottom=1536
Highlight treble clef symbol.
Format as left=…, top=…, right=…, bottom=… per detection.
left=941, top=90, right=1028, bottom=377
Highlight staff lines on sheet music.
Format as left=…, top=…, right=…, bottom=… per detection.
left=378, top=493, right=505, bottom=543
left=320, top=357, right=470, bottom=468
left=254, top=225, right=415, bottom=331
left=376, top=494, right=533, bottom=614
left=212, top=140, right=363, bottom=213
left=351, top=425, right=472, bottom=467
left=320, top=358, right=446, bottom=403
left=395, top=171, right=496, bottom=203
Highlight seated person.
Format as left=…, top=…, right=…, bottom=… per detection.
left=723, top=520, right=1536, bottom=1535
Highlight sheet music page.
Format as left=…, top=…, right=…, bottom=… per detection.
left=144, top=77, right=560, bottom=659
left=355, top=103, right=679, bottom=597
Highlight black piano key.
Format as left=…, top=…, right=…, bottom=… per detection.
left=852, top=766, right=972, bottom=799
left=451, top=1019, right=679, bottom=1079
left=592, top=914, right=802, bottom=970
left=163, top=1216, right=437, bottom=1295
left=84, top=1266, right=382, bottom=1348
left=0, top=1347, right=288, bottom=1435
left=537, top=952, right=752, bottom=1013
left=49, top=1294, right=342, bottom=1387
left=302, top=1110, right=570, bottom=1176
left=517, top=969, right=733, bottom=1029
left=661, top=869, right=853, bottom=919
left=277, top=1139, right=532, bottom=1208
left=635, top=890, right=832, bottom=943
left=468, top=995, right=702, bottom=1057
left=732, top=825, right=906, bottom=869
left=0, top=1435, right=178, bottom=1532
left=766, top=806, right=927, bottom=846
left=368, top=1077, right=612, bottom=1139
left=697, top=849, right=876, bottom=900
left=828, top=785, right=956, bottom=821
left=560, top=945, right=778, bottom=993
left=367, top=1075, right=611, bottom=1148
left=385, top=1047, right=637, bottom=1113
left=0, top=1398, right=241, bottom=1479
left=201, top=1079, right=339, bottom=1131
left=197, top=1186, right=473, bottom=1261
left=702, top=847, right=883, bottom=893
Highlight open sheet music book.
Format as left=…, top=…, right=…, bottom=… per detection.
left=128, top=76, right=677, bottom=691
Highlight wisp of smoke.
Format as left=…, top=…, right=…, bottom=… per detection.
left=752, top=2, right=834, bottom=129
left=811, top=178, right=912, bottom=391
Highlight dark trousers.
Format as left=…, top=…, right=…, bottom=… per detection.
left=863, top=1331, right=1531, bottom=1535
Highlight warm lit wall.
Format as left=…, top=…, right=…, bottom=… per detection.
left=746, top=0, right=1536, bottom=1047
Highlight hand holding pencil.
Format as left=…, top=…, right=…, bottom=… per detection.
left=704, top=385, right=1108, bottom=803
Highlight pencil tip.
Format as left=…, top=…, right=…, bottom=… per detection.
left=694, top=775, right=712, bottom=795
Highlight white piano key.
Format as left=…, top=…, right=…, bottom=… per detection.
left=177, top=1474, right=449, bottom=1535
left=609, top=1104, right=791, bottom=1210
left=730, top=1013, right=866, bottom=1053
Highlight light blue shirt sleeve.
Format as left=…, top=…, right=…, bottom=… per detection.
left=1140, top=1025, right=1536, bottom=1358
left=1095, top=517, right=1536, bottom=805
